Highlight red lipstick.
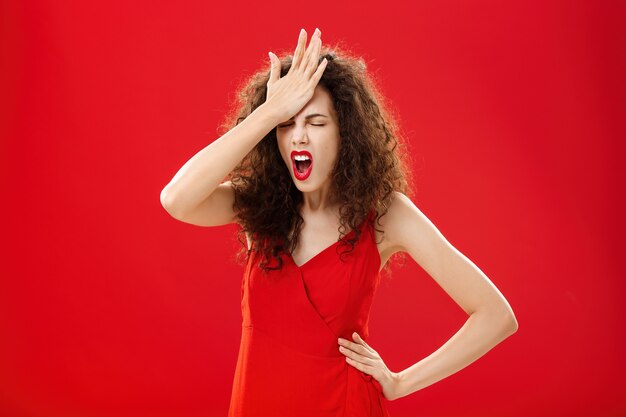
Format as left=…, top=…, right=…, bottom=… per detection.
left=290, top=150, right=313, bottom=181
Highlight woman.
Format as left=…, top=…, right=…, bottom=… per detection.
left=160, top=28, right=518, bottom=416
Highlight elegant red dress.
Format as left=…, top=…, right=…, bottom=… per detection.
left=228, top=213, right=391, bottom=417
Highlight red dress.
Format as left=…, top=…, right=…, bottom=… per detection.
left=228, top=212, right=391, bottom=417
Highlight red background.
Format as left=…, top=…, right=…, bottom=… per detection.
left=1, top=1, right=624, bottom=416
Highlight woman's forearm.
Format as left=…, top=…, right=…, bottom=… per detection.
left=396, top=310, right=517, bottom=398
left=160, top=102, right=281, bottom=219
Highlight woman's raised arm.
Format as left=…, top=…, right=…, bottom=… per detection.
left=160, top=105, right=280, bottom=226
left=160, top=28, right=328, bottom=227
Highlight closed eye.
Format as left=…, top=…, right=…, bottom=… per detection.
left=277, top=123, right=326, bottom=128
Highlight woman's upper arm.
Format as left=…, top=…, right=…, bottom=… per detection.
left=165, top=181, right=238, bottom=227
left=384, top=191, right=517, bottom=323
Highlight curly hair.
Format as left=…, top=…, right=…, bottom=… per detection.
left=219, top=42, right=415, bottom=276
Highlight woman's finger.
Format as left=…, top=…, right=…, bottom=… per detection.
left=300, top=28, right=320, bottom=74
left=354, top=333, right=373, bottom=349
left=290, top=29, right=307, bottom=71
left=268, top=51, right=280, bottom=84
left=353, top=332, right=378, bottom=355
left=340, top=346, right=377, bottom=366
left=345, top=356, right=377, bottom=376
left=304, top=34, right=322, bottom=77
left=308, top=58, right=328, bottom=88
left=339, top=336, right=377, bottom=359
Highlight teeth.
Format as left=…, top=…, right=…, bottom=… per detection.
left=294, top=155, right=311, bottom=161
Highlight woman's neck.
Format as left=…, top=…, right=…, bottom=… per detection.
left=300, top=181, right=335, bottom=212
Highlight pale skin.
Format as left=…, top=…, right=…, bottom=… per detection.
left=160, top=28, right=518, bottom=402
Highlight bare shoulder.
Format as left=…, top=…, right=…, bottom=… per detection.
left=376, top=191, right=450, bottom=260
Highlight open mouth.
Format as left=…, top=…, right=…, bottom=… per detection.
left=291, top=150, right=313, bottom=181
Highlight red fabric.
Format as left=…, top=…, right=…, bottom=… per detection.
left=228, top=212, right=391, bottom=416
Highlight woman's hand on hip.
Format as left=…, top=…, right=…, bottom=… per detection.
left=338, top=332, right=405, bottom=401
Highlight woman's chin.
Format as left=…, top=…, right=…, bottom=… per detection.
left=292, top=178, right=316, bottom=192
left=293, top=182, right=312, bottom=192
left=292, top=177, right=333, bottom=195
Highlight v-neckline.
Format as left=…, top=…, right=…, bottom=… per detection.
left=287, top=228, right=358, bottom=269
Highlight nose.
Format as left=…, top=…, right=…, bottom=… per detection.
left=291, top=124, right=309, bottom=145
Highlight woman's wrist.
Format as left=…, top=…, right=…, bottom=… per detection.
left=392, top=369, right=412, bottom=400
left=256, top=99, right=288, bottom=126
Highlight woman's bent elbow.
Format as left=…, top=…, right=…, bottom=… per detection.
left=160, top=186, right=181, bottom=218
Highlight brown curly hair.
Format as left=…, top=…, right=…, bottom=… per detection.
left=219, top=42, right=415, bottom=275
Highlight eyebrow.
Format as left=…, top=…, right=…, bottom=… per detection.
left=286, top=113, right=329, bottom=121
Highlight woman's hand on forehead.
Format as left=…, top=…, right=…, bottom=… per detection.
left=265, top=28, right=329, bottom=124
